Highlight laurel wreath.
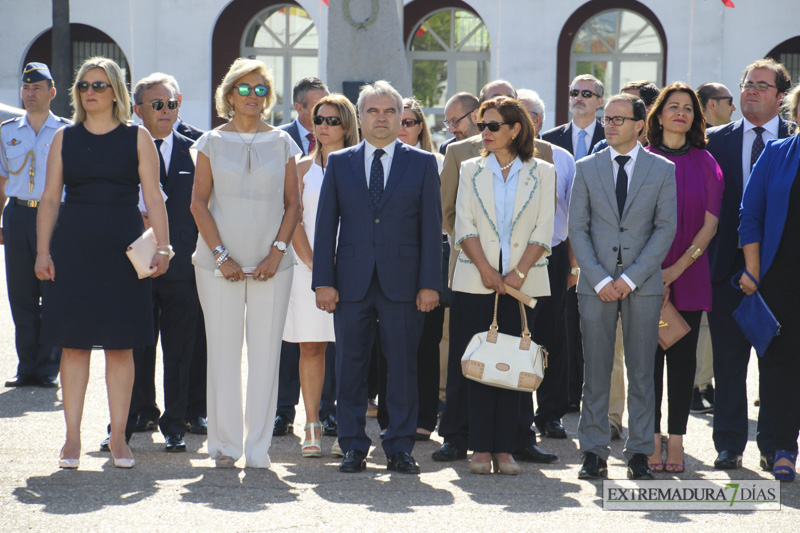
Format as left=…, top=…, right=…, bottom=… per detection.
left=343, top=0, right=379, bottom=30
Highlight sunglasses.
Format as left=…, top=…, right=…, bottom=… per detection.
left=709, top=96, right=734, bottom=105
left=400, top=118, right=421, bottom=128
left=739, top=81, right=777, bottom=92
left=313, top=115, right=342, bottom=126
left=600, top=116, right=638, bottom=127
left=569, top=89, right=599, bottom=98
left=477, top=122, right=509, bottom=132
left=77, top=81, right=111, bottom=93
left=147, top=99, right=179, bottom=111
left=234, top=84, right=268, bottom=97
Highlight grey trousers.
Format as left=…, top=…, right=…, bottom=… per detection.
left=577, top=289, right=661, bottom=461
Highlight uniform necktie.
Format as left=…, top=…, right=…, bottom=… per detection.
left=154, top=138, right=167, bottom=186
left=750, top=126, right=765, bottom=171
left=575, top=129, right=588, bottom=160
left=369, top=148, right=385, bottom=209
left=306, top=132, right=316, bottom=155
left=615, top=155, right=630, bottom=218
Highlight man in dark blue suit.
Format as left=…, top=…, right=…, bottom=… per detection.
left=313, top=80, right=442, bottom=474
left=706, top=59, right=793, bottom=471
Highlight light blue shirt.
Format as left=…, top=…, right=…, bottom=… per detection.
left=0, top=111, right=63, bottom=200
left=551, top=144, right=576, bottom=246
left=488, top=153, right=521, bottom=276
left=363, top=140, right=395, bottom=187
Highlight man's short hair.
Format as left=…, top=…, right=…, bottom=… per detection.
left=478, top=80, right=517, bottom=102
left=356, top=80, right=403, bottom=116
left=132, top=72, right=179, bottom=105
left=621, top=80, right=660, bottom=107
left=696, top=82, right=724, bottom=110
left=606, top=93, right=647, bottom=122
left=742, top=58, right=792, bottom=94
left=292, top=76, right=328, bottom=106
left=516, top=88, right=545, bottom=122
left=446, top=92, right=479, bottom=113
left=571, top=74, right=605, bottom=98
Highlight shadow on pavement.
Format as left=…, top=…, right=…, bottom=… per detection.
left=0, top=386, right=61, bottom=419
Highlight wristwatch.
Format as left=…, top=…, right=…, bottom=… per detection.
left=569, top=267, right=580, bottom=276
left=272, top=240, right=288, bottom=255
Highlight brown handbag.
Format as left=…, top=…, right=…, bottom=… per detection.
left=658, top=300, right=691, bottom=350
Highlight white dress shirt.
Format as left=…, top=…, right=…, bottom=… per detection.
left=593, top=142, right=641, bottom=294
left=571, top=119, right=597, bottom=156
left=487, top=153, right=522, bottom=276
left=741, top=114, right=780, bottom=190
left=551, top=144, right=576, bottom=247
left=364, top=140, right=396, bottom=187
left=157, top=131, right=174, bottom=173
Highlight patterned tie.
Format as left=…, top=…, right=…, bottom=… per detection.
left=575, top=129, right=588, bottom=160
left=615, top=155, right=630, bottom=218
left=750, top=126, right=765, bottom=171
left=306, top=132, right=316, bottom=155
left=369, top=148, right=385, bottom=209
left=154, top=138, right=168, bottom=186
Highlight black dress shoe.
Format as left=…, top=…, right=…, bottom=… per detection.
left=188, top=416, right=208, bottom=435
left=4, top=375, right=37, bottom=387
left=273, top=414, right=293, bottom=436
left=134, top=415, right=158, bottom=433
left=432, top=442, right=467, bottom=462
left=321, top=414, right=337, bottom=437
left=165, top=435, right=187, bottom=452
left=38, top=376, right=59, bottom=388
left=627, top=453, right=654, bottom=480
left=714, top=450, right=742, bottom=470
left=537, top=419, right=568, bottom=439
left=578, top=452, right=608, bottom=479
left=761, top=451, right=775, bottom=471
left=100, top=436, right=130, bottom=452
left=513, top=444, right=558, bottom=463
left=387, top=452, right=420, bottom=474
left=339, top=449, right=368, bottom=473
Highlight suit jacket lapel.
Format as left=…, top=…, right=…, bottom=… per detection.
left=728, top=121, right=744, bottom=199
left=591, top=119, right=605, bottom=147
left=621, top=149, right=654, bottom=220
left=596, top=151, right=620, bottom=221
left=164, top=137, right=186, bottom=197
left=563, top=124, right=574, bottom=154
left=348, top=142, right=372, bottom=208
left=378, top=140, right=408, bottom=210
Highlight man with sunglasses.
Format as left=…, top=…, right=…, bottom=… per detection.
left=705, top=59, right=793, bottom=471
left=435, top=79, right=558, bottom=466
left=542, top=74, right=606, bottom=161
left=0, top=62, right=67, bottom=388
left=570, top=93, right=676, bottom=480
left=697, top=83, right=737, bottom=128
left=439, top=92, right=480, bottom=156
left=274, top=76, right=339, bottom=440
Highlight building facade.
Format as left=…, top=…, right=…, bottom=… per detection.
left=1, top=0, right=798, bottom=134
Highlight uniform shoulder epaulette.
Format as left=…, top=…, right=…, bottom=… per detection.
left=1, top=117, right=21, bottom=126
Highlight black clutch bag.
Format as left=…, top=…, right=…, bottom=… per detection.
left=730, top=270, right=780, bottom=357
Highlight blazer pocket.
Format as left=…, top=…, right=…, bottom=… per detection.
left=399, top=245, right=419, bottom=258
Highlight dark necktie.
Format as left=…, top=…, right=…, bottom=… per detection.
left=369, top=148, right=385, bottom=209
left=306, top=132, right=316, bottom=155
left=154, top=138, right=167, bottom=186
left=750, top=126, right=765, bottom=171
left=615, top=155, right=630, bottom=218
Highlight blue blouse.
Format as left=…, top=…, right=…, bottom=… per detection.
left=488, top=153, right=522, bottom=275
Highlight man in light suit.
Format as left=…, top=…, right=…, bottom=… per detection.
left=313, top=80, right=442, bottom=474
left=434, top=80, right=557, bottom=465
left=706, top=58, right=792, bottom=471
left=569, top=93, right=676, bottom=480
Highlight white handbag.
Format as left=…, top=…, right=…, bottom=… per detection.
left=126, top=227, right=174, bottom=279
left=461, top=293, right=547, bottom=392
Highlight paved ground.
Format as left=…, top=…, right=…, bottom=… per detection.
left=0, top=254, right=798, bottom=532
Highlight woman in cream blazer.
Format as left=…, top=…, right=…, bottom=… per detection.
left=450, top=96, right=555, bottom=475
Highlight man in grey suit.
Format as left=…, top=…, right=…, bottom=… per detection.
left=568, top=93, right=677, bottom=480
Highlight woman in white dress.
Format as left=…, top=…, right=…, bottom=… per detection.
left=190, top=58, right=301, bottom=468
left=283, top=93, right=360, bottom=457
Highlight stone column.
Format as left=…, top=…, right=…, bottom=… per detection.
left=326, top=0, right=411, bottom=101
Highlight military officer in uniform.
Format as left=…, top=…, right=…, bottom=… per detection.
left=0, top=63, right=67, bottom=387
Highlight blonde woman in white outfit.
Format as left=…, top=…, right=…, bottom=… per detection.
left=190, top=58, right=301, bottom=468
left=284, top=94, right=360, bottom=458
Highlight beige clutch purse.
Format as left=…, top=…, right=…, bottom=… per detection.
left=658, top=300, right=691, bottom=350
left=126, top=228, right=173, bottom=279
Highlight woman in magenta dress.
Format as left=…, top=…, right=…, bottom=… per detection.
left=644, top=82, right=724, bottom=473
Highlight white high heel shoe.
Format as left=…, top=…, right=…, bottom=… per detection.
left=59, top=446, right=79, bottom=469
left=109, top=444, right=135, bottom=468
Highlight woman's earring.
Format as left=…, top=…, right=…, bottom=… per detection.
left=228, top=109, right=235, bottom=118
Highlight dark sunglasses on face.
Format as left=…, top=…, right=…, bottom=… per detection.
left=313, top=115, right=342, bottom=126
left=569, top=89, right=599, bottom=98
left=234, top=84, right=268, bottom=97
left=709, top=96, right=733, bottom=105
left=77, top=81, right=110, bottom=93
left=400, top=118, right=421, bottom=128
left=477, top=121, right=509, bottom=132
left=600, top=115, right=637, bottom=127
left=147, top=99, right=179, bottom=111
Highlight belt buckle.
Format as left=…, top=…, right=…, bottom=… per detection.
left=26, top=200, right=38, bottom=208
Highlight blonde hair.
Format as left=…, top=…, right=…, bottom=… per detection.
left=783, top=84, right=800, bottom=135
left=215, top=58, right=276, bottom=120
left=403, top=97, right=434, bottom=153
left=71, top=56, right=130, bottom=124
left=309, top=93, right=360, bottom=161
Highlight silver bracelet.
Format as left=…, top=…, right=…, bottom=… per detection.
left=213, top=245, right=226, bottom=256
left=215, top=249, right=230, bottom=267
